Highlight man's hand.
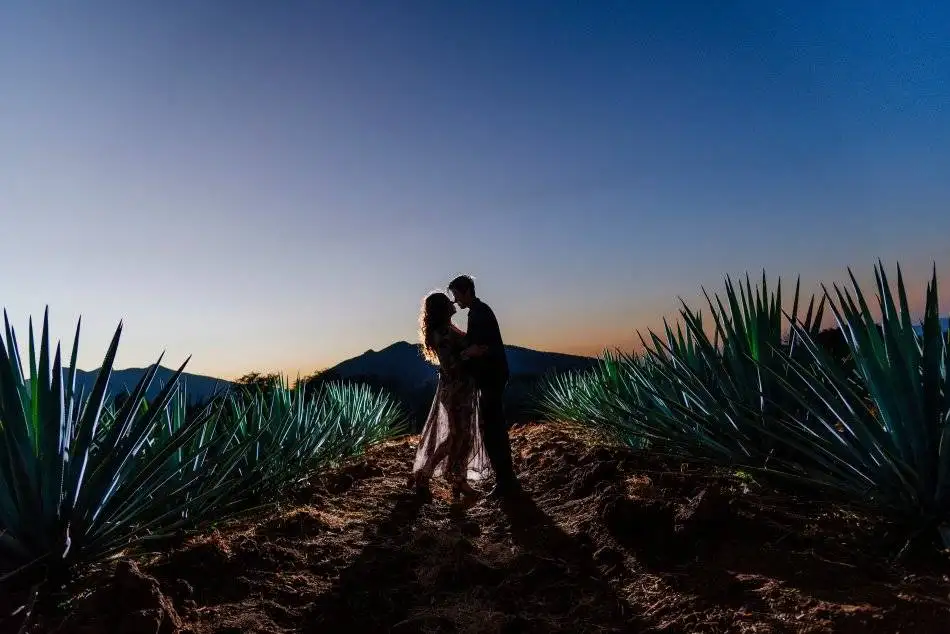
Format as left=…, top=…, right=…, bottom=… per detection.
left=461, top=344, right=489, bottom=359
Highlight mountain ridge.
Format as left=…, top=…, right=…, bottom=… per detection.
left=329, top=340, right=596, bottom=389
left=54, top=316, right=948, bottom=408
left=57, top=342, right=597, bottom=406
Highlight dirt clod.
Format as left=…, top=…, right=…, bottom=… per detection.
left=57, top=560, right=182, bottom=634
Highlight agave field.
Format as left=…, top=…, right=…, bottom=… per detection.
left=540, top=262, right=950, bottom=547
left=0, top=311, right=406, bottom=599
left=4, top=260, right=948, bottom=631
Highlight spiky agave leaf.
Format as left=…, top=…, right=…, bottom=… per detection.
left=0, top=312, right=256, bottom=583
left=0, top=310, right=412, bottom=589
left=148, top=375, right=407, bottom=526
left=765, top=262, right=950, bottom=522
left=536, top=352, right=641, bottom=437
left=537, top=273, right=827, bottom=465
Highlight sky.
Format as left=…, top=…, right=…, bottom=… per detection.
left=2, top=1, right=950, bottom=379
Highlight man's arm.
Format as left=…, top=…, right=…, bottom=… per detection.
left=462, top=305, right=490, bottom=358
left=465, top=305, right=489, bottom=345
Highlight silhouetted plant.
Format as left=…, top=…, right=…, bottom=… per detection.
left=539, top=262, right=950, bottom=541
left=0, top=311, right=406, bottom=591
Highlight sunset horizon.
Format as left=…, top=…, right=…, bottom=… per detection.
left=7, top=259, right=947, bottom=382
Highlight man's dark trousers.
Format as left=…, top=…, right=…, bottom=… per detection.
left=479, top=377, right=517, bottom=490
left=464, top=296, right=518, bottom=491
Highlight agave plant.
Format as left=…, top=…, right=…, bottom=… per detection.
left=539, top=274, right=828, bottom=465
left=665, top=274, right=826, bottom=442
left=0, top=310, right=235, bottom=586
left=215, top=377, right=405, bottom=506
left=0, top=310, right=408, bottom=591
left=312, top=380, right=408, bottom=453
left=765, top=262, right=950, bottom=530
left=538, top=352, right=627, bottom=427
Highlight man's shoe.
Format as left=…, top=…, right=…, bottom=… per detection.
left=414, top=485, right=432, bottom=502
left=487, top=482, right=521, bottom=500
left=407, top=474, right=432, bottom=500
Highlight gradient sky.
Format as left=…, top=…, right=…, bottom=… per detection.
left=2, top=1, right=950, bottom=379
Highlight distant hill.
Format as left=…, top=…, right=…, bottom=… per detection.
left=65, top=366, right=233, bottom=406
left=912, top=316, right=950, bottom=336
left=54, top=344, right=596, bottom=424
left=320, top=342, right=598, bottom=431
left=54, top=317, right=945, bottom=418
left=328, top=341, right=596, bottom=390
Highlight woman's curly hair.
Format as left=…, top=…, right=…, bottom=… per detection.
left=419, top=291, right=455, bottom=364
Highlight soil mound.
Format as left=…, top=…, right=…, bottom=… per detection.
left=59, top=560, right=183, bottom=634
left=15, top=425, right=950, bottom=633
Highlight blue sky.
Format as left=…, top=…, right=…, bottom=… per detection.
left=2, top=1, right=949, bottom=378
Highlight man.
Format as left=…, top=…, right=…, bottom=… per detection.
left=448, top=274, right=521, bottom=499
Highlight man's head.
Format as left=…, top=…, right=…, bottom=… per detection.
left=448, top=274, right=477, bottom=309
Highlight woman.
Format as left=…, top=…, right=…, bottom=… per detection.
left=409, top=291, right=491, bottom=502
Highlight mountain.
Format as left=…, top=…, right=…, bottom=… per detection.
left=54, top=317, right=947, bottom=414
left=327, top=341, right=597, bottom=389
left=912, top=316, right=950, bottom=336
left=64, top=366, right=233, bottom=406
left=52, top=343, right=596, bottom=412
left=323, top=342, right=598, bottom=430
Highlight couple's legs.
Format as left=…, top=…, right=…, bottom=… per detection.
left=414, top=395, right=476, bottom=492
left=414, top=439, right=451, bottom=484
left=478, top=383, right=517, bottom=491
left=414, top=434, right=478, bottom=500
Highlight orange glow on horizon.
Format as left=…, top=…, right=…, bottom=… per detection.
left=199, top=265, right=950, bottom=381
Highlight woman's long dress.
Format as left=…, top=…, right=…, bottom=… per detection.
left=412, top=326, right=492, bottom=483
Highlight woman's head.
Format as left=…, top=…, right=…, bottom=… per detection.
left=419, top=291, right=456, bottom=363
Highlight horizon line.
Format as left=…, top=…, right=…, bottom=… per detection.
left=55, top=339, right=604, bottom=380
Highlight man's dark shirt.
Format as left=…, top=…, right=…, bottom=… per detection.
left=465, top=298, right=509, bottom=386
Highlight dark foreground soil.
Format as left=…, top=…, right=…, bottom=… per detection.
left=14, top=424, right=950, bottom=633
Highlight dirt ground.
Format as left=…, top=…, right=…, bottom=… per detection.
left=15, top=424, right=950, bottom=633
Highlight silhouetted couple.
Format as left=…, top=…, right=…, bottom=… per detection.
left=408, top=275, right=521, bottom=503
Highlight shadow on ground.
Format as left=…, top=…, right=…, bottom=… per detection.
left=303, top=481, right=638, bottom=632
